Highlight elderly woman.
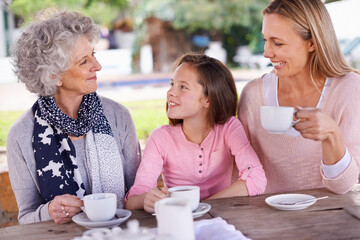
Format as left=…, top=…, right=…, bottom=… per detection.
left=7, top=9, right=141, bottom=224
left=238, top=0, right=360, bottom=195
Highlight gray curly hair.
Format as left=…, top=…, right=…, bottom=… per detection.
left=11, top=9, right=100, bottom=96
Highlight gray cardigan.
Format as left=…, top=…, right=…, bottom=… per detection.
left=6, top=96, right=141, bottom=224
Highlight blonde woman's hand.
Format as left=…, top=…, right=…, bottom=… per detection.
left=294, top=106, right=345, bottom=164
left=48, top=194, right=83, bottom=224
left=143, top=187, right=169, bottom=213
left=293, top=106, right=341, bottom=141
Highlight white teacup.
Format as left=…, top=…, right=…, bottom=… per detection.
left=260, top=106, right=299, bottom=134
left=155, top=198, right=195, bottom=240
left=82, top=193, right=117, bottom=222
left=168, top=186, right=200, bottom=211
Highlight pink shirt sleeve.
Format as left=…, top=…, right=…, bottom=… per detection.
left=125, top=128, right=165, bottom=201
left=126, top=118, right=267, bottom=201
left=226, top=117, right=267, bottom=196
left=321, top=73, right=360, bottom=193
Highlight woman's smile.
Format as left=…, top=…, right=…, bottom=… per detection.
left=87, top=75, right=97, bottom=81
left=272, top=61, right=286, bottom=68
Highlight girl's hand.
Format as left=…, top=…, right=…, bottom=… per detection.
left=143, top=187, right=169, bottom=213
left=48, top=194, right=83, bottom=224
left=294, top=107, right=340, bottom=141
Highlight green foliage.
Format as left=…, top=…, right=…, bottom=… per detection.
left=223, top=24, right=249, bottom=66
left=0, top=111, right=23, bottom=146
left=0, top=100, right=168, bottom=146
left=133, top=0, right=269, bottom=61
left=133, top=0, right=267, bottom=33
left=121, top=99, right=168, bottom=140
left=10, top=0, right=270, bottom=58
left=9, top=0, right=127, bottom=28
left=82, top=1, right=125, bottom=28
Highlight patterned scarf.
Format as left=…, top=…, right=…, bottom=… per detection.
left=32, top=92, right=125, bottom=207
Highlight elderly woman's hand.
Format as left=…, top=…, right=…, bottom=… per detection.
left=143, top=187, right=169, bottom=213
left=293, top=106, right=340, bottom=141
left=48, top=194, right=83, bottom=224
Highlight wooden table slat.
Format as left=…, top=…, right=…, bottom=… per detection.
left=1, top=187, right=360, bottom=240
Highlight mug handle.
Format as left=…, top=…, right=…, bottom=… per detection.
left=80, top=206, right=86, bottom=213
left=154, top=200, right=161, bottom=215
left=292, top=110, right=300, bottom=126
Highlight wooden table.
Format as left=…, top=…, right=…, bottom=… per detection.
left=203, top=187, right=360, bottom=240
left=1, top=187, right=360, bottom=240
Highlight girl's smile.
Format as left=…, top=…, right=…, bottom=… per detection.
left=166, top=63, right=209, bottom=122
left=167, top=99, right=179, bottom=108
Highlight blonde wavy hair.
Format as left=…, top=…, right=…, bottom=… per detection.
left=263, top=0, right=359, bottom=84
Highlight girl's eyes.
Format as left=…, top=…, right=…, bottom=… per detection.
left=169, top=82, right=188, bottom=89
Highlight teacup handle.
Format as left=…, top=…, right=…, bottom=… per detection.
left=154, top=201, right=160, bottom=215
left=292, top=110, right=300, bottom=126
left=80, top=206, right=86, bottom=213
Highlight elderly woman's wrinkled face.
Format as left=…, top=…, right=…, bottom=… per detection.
left=262, top=13, right=315, bottom=80
left=57, top=37, right=102, bottom=97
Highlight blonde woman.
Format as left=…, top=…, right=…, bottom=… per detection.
left=238, top=0, right=360, bottom=194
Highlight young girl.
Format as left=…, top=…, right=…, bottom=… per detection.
left=125, top=53, right=266, bottom=213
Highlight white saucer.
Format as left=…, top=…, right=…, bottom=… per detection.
left=265, top=194, right=316, bottom=211
left=193, top=203, right=211, bottom=218
left=72, top=209, right=131, bottom=229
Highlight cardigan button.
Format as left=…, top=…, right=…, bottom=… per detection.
left=199, top=170, right=202, bottom=173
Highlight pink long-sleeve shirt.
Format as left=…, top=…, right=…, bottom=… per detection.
left=238, top=72, right=360, bottom=194
left=127, top=117, right=266, bottom=201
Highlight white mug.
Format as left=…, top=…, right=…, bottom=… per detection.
left=260, top=106, right=299, bottom=134
left=155, top=198, right=195, bottom=240
left=82, top=193, right=117, bottom=222
left=168, top=186, right=200, bottom=211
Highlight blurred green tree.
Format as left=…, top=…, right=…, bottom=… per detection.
left=9, top=0, right=128, bottom=28
left=132, top=0, right=269, bottom=64
left=9, top=0, right=269, bottom=64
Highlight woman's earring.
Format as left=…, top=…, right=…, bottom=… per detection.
left=55, top=77, right=63, bottom=87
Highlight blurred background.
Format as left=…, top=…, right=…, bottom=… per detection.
left=1, top=0, right=358, bottom=77
left=0, top=0, right=359, bottom=227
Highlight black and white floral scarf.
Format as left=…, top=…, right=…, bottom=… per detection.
left=32, top=92, right=125, bottom=207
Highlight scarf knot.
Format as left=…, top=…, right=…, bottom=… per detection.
left=32, top=93, right=125, bottom=207
left=35, top=92, right=112, bottom=137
